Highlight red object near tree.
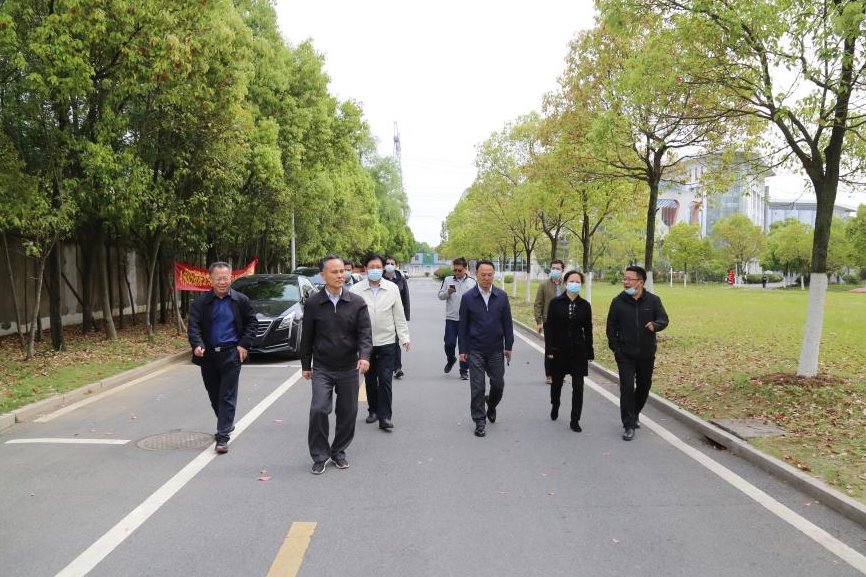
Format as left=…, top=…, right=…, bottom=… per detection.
left=727, top=270, right=735, bottom=285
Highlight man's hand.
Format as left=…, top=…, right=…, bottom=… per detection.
left=403, top=342, right=411, bottom=352
left=504, top=350, right=512, bottom=363
left=358, top=359, right=370, bottom=374
left=536, top=324, right=544, bottom=335
left=645, top=321, right=656, bottom=332
left=193, top=346, right=205, bottom=357
left=302, top=370, right=312, bottom=380
left=237, top=346, right=248, bottom=362
left=459, top=353, right=468, bottom=363
left=448, top=285, right=456, bottom=294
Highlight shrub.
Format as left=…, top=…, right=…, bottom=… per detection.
left=504, top=274, right=514, bottom=284
left=434, top=266, right=452, bottom=279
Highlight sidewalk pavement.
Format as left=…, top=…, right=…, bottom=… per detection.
left=514, top=319, right=866, bottom=528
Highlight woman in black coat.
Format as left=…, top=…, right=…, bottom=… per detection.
left=543, top=270, right=594, bottom=432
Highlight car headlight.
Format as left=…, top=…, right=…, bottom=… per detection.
left=277, top=311, right=297, bottom=330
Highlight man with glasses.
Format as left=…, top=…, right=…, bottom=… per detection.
left=438, top=257, right=477, bottom=380
left=534, top=259, right=565, bottom=384
left=187, top=262, right=257, bottom=455
left=606, top=265, right=669, bottom=441
left=383, top=255, right=410, bottom=379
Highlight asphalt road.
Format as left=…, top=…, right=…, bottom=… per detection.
left=2, top=279, right=866, bottom=577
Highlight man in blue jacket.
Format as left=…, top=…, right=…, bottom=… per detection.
left=606, top=265, right=669, bottom=441
left=458, top=260, right=514, bottom=438
left=187, top=262, right=257, bottom=455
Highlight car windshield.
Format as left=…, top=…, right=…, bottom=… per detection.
left=232, top=278, right=300, bottom=303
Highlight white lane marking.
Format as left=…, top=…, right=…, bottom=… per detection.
left=514, top=330, right=866, bottom=574
left=5, top=438, right=130, bottom=445
left=54, top=370, right=304, bottom=577
left=35, top=365, right=177, bottom=423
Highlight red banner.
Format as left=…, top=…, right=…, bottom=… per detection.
left=174, top=259, right=258, bottom=291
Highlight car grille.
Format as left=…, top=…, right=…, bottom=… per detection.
left=256, top=319, right=273, bottom=338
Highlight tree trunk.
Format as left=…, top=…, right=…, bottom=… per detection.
left=48, top=241, right=65, bottom=351
left=525, top=248, right=533, bottom=304
left=26, top=242, right=55, bottom=360
left=144, top=232, right=162, bottom=338
left=116, top=242, right=125, bottom=329
left=79, top=240, right=96, bottom=334
left=98, top=231, right=118, bottom=340
left=2, top=232, right=26, bottom=348
left=158, top=257, right=167, bottom=325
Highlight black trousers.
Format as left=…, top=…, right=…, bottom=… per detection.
left=468, top=351, right=505, bottom=424
left=199, top=348, right=241, bottom=443
left=364, top=344, right=397, bottom=420
left=550, top=362, right=585, bottom=424
left=615, top=354, right=655, bottom=428
left=308, top=367, right=360, bottom=463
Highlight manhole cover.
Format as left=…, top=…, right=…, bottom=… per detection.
left=711, top=418, right=786, bottom=439
left=137, top=431, right=215, bottom=451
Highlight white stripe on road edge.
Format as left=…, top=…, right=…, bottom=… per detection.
left=6, top=438, right=130, bottom=445
left=54, top=370, right=305, bottom=577
left=35, top=365, right=177, bottom=423
left=514, top=331, right=866, bottom=575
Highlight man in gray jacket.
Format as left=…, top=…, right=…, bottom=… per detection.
left=438, top=257, right=477, bottom=380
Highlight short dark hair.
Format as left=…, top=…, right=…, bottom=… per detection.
left=452, top=257, right=467, bottom=268
left=626, top=265, right=647, bottom=281
left=320, top=254, right=343, bottom=272
left=343, top=259, right=354, bottom=267
left=551, top=259, right=565, bottom=269
left=563, top=270, right=583, bottom=283
left=385, top=255, right=398, bottom=265
left=476, top=259, right=495, bottom=271
left=209, top=261, right=231, bottom=274
left=364, top=253, right=385, bottom=268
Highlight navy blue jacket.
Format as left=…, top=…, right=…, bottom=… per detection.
left=187, top=288, right=257, bottom=366
left=457, top=285, right=514, bottom=355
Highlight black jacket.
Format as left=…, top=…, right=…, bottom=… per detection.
left=187, top=289, right=257, bottom=366
left=384, top=270, right=410, bottom=321
left=544, top=293, right=594, bottom=375
left=300, top=288, right=373, bottom=372
left=606, top=290, right=669, bottom=360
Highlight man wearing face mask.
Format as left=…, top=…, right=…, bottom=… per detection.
left=606, top=265, right=669, bottom=441
left=543, top=270, right=593, bottom=432
left=383, top=255, right=410, bottom=379
left=343, top=260, right=356, bottom=288
left=534, top=259, right=565, bottom=384
left=351, top=253, right=411, bottom=430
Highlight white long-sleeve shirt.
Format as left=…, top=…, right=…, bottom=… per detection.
left=350, top=279, right=410, bottom=347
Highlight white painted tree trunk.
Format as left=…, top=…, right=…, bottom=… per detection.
left=525, top=270, right=532, bottom=304
left=511, top=271, right=517, bottom=297
left=797, top=273, right=827, bottom=377
left=645, top=270, right=654, bottom=292
left=584, top=271, right=593, bottom=304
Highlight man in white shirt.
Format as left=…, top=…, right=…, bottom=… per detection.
left=350, top=253, right=411, bottom=430
left=437, top=257, right=477, bottom=380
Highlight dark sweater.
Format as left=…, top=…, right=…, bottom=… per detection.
left=606, top=290, right=669, bottom=359
left=300, top=288, right=373, bottom=371
left=457, top=285, right=514, bottom=355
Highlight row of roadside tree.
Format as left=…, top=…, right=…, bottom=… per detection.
left=0, top=0, right=415, bottom=358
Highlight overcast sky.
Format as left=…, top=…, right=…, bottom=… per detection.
left=275, top=1, right=597, bottom=246
left=274, top=2, right=865, bottom=247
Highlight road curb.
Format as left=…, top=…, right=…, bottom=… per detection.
left=0, top=350, right=190, bottom=433
left=513, top=319, right=866, bottom=528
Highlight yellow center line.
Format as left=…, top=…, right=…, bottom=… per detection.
left=265, top=522, right=317, bottom=577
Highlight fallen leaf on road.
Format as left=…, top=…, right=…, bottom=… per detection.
left=547, top=491, right=556, bottom=496
left=612, top=539, right=620, bottom=544
left=272, top=419, right=284, bottom=424
left=258, top=476, right=272, bottom=482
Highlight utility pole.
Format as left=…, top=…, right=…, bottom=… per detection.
left=393, top=121, right=404, bottom=193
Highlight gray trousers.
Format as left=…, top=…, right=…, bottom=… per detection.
left=469, top=351, right=505, bottom=424
left=308, top=366, right=360, bottom=463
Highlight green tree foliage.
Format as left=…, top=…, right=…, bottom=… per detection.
left=711, top=214, right=767, bottom=275
left=846, top=205, right=866, bottom=276
left=662, top=223, right=710, bottom=281
left=763, top=218, right=811, bottom=277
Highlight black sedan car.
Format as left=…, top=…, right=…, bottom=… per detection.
left=230, top=274, right=317, bottom=357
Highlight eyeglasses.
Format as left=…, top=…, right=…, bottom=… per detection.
left=623, top=277, right=641, bottom=283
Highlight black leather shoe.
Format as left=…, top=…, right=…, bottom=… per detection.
left=550, top=404, right=559, bottom=421
left=622, top=427, right=635, bottom=441
left=365, top=411, right=378, bottom=424
left=474, top=423, right=486, bottom=437
left=394, top=369, right=404, bottom=379
left=459, top=372, right=469, bottom=380
left=570, top=421, right=582, bottom=432
left=444, top=359, right=456, bottom=373
left=379, top=418, right=394, bottom=430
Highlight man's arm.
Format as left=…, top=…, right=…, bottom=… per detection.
left=457, top=295, right=470, bottom=358
left=238, top=296, right=257, bottom=349
left=393, top=294, right=410, bottom=350
left=606, top=299, right=619, bottom=352
left=502, top=296, right=514, bottom=359
left=533, top=284, right=545, bottom=327
left=401, top=280, right=410, bottom=321
left=299, top=300, right=316, bottom=373
left=187, top=297, right=205, bottom=350
left=437, top=277, right=451, bottom=300
left=651, top=295, right=669, bottom=332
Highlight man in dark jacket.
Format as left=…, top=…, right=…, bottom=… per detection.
left=300, top=255, right=372, bottom=475
left=606, top=265, right=669, bottom=441
left=384, top=255, right=410, bottom=379
left=187, top=262, right=258, bottom=454
left=458, top=260, right=514, bottom=438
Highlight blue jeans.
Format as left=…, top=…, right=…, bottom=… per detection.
left=365, top=344, right=397, bottom=420
left=444, top=319, right=468, bottom=375
left=199, top=348, right=241, bottom=443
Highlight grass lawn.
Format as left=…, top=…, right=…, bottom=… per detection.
left=0, top=320, right=188, bottom=415
left=508, top=278, right=866, bottom=502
